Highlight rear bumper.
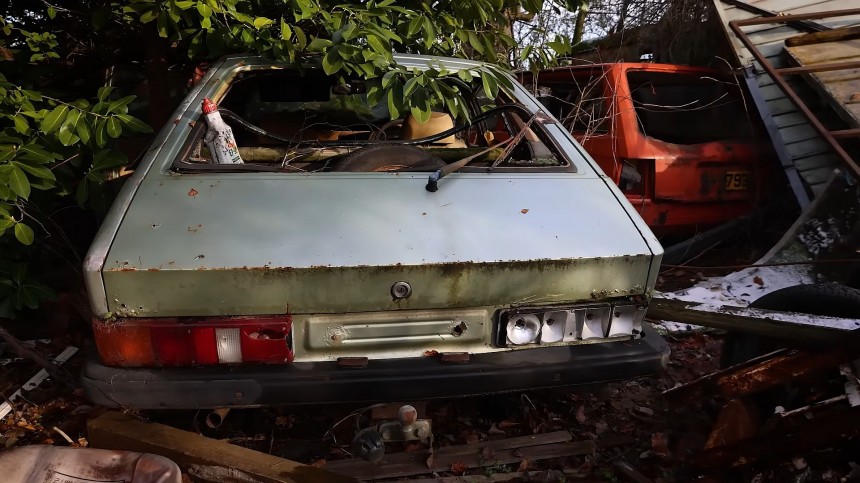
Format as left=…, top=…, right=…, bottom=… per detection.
left=82, top=325, right=669, bottom=409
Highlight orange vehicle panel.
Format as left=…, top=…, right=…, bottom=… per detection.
left=521, top=63, right=771, bottom=236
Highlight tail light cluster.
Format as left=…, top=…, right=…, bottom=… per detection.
left=619, top=158, right=654, bottom=197
left=93, top=316, right=293, bottom=367
left=497, top=303, right=646, bottom=347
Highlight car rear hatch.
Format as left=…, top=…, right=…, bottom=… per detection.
left=94, top=171, right=657, bottom=317
left=647, top=138, right=758, bottom=202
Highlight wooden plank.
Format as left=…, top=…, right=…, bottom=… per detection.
left=87, top=411, right=354, bottom=483
left=772, top=111, right=809, bottom=128
left=647, top=297, right=860, bottom=345
left=798, top=168, right=837, bottom=194
left=795, top=153, right=841, bottom=172
left=785, top=40, right=860, bottom=128
left=778, top=123, right=825, bottom=144
left=326, top=432, right=594, bottom=481
left=758, top=82, right=787, bottom=101
left=766, top=96, right=801, bottom=116
left=785, top=25, right=860, bottom=46
left=785, top=137, right=831, bottom=158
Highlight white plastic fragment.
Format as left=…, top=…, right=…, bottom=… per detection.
left=0, top=346, right=78, bottom=421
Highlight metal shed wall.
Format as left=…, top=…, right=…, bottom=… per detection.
left=713, top=0, right=860, bottom=196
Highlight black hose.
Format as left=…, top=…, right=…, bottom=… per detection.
left=219, top=104, right=532, bottom=147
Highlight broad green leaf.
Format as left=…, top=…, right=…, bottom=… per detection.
left=12, top=114, right=28, bottom=134
left=8, top=165, right=30, bottom=199
left=40, top=105, right=68, bottom=134
left=403, top=76, right=420, bottom=97
left=94, top=121, right=107, bottom=147
left=47, top=6, right=56, bottom=19
left=18, top=144, right=56, bottom=164
left=293, top=26, right=307, bottom=49
left=156, top=11, right=169, bottom=37
left=13, top=161, right=55, bottom=181
left=280, top=18, right=291, bottom=40
left=75, top=119, right=92, bottom=144
left=387, top=83, right=403, bottom=120
left=253, top=17, right=273, bottom=29
left=410, top=104, right=431, bottom=124
left=381, top=70, right=399, bottom=88
left=519, top=45, right=533, bottom=62
left=0, top=219, right=14, bottom=235
left=321, top=50, right=343, bottom=75
left=481, top=72, right=499, bottom=99
left=342, top=22, right=357, bottom=41
left=407, top=16, right=423, bottom=37
left=367, top=35, right=387, bottom=54
left=106, top=117, right=122, bottom=138
left=197, top=2, right=212, bottom=17
left=97, top=86, right=113, bottom=101
left=308, top=38, right=332, bottom=51
left=116, top=114, right=153, bottom=133
left=467, top=31, right=484, bottom=53
left=107, top=95, right=135, bottom=113
left=14, top=222, right=34, bottom=245
left=0, top=145, right=15, bottom=163
left=57, top=124, right=80, bottom=146
left=174, top=0, right=193, bottom=9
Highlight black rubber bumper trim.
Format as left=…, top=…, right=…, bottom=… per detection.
left=82, top=326, right=669, bottom=408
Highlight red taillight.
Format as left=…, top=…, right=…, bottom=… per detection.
left=619, top=158, right=654, bottom=197
left=93, top=316, right=293, bottom=367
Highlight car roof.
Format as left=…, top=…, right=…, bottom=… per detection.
left=216, top=53, right=488, bottom=72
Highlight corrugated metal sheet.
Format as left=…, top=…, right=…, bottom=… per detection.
left=712, top=0, right=860, bottom=196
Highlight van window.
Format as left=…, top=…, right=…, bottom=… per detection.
left=627, top=71, right=752, bottom=144
left=533, top=75, right=610, bottom=135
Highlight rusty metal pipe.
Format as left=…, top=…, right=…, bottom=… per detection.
left=205, top=408, right=230, bottom=429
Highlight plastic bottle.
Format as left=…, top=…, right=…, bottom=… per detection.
left=202, top=98, right=243, bottom=164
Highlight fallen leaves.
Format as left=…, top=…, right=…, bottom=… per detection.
left=517, top=458, right=530, bottom=472
left=450, top=461, right=468, bottom=474
left=575, top=405, right=587, bottom=424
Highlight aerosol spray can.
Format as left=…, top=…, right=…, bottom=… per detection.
left=201, top=98, right=243, bottom=164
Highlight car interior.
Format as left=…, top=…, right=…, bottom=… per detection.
left=175, top=69, right=567, bottom=172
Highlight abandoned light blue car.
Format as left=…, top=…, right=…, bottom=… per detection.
left=81, top=54, right=667, bottom=408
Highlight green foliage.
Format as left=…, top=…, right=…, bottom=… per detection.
left=0, top=0, right=579, bottom=317
left=0, top=12, right=151, bottom=316
left=112, top=0, right=574, bottom=121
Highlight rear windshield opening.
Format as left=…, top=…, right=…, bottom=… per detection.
left=531, top=72, right=611, bottom=137
left=627, top=71, right=753, bottom=145
left=177, top=68, right=569, bottom=173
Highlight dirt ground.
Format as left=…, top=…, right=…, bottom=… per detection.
left=2, top=330, right=856, bottom=482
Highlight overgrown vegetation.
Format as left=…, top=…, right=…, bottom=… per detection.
left=0, top=0, right=587, bottom=318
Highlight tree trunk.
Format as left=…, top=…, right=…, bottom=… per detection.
left=573, top=3, right=589, bottom=44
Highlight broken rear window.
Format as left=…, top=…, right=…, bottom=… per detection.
left=627, top=71, right=752, bottom=145
left=175, top=68, right=569, bottom=173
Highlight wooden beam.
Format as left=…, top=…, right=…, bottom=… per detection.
left=785, top=26, right=860, bottom=47
left=87, top=411, right=354, bottom=483
left=325, top=431, right=594, bottom=480
left=647, top=297, right=860, bottom=345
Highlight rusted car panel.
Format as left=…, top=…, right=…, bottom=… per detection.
left=520, top=63, right=770, bottom=236
left=82, top=54, right=667, bottom=406
left=101, top=173, right=654, bottom=317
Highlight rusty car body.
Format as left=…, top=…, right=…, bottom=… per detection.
left=520, top=63, right=770, bottom=236
left=81, top=54, right=668, bottom=408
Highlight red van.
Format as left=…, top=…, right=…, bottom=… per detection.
left=520, top=63, right=768, bottom=236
